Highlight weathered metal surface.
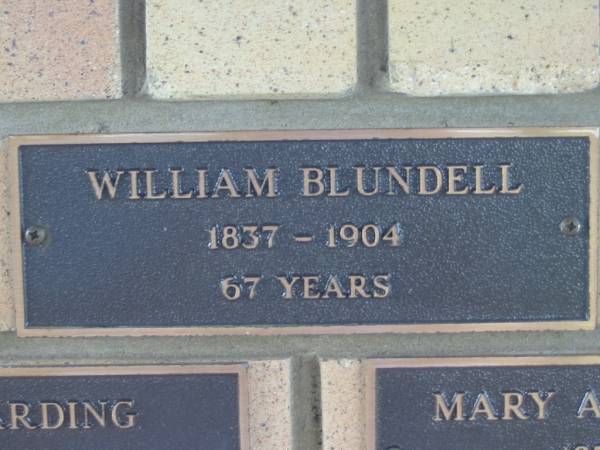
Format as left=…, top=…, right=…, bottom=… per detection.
left=10, top=129, right=597, bottom=336
left=0, top=365, right=247, bottom=450
left=368, top=357, right=600, bottom=450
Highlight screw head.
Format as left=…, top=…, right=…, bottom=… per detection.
left=560, top=217, right=582, bottom=236
left=24, top=225, right=47, bottom=246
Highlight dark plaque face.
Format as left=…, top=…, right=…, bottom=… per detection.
left=368, top=357, right=600, bottom=450
left=9, top=129, right=598, bottom=336
left=0, top=365, right=247, bottom=450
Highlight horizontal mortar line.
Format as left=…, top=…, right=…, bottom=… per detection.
left=3, top=98, right=600, bottom=135
left=4, top=350, right=600, bottom=365
left=1, top=330, right=600, bottom=346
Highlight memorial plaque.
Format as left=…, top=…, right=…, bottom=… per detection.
left=367, top=357, right=600, bottom=450
left=0, top=364, right=248, bottom=450
left=9, top=129, right=598, bottom=336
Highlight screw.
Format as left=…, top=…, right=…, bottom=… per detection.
left=24, top=225, right=47, bottom=246
left=560, top=217, right=582, bottom=236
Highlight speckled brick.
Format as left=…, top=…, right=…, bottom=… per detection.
left=146, top=0, right=357, bottom=99
left=0, top=142, right=12, bottom=331
left=0, top=0, right=121, bottom=102
left=388, top=0, right=600, bottom=96
left=321, top=359, right=366, bottom=450
left=248, top=360, right=292, bottom=450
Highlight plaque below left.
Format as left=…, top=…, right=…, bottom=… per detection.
left=0, top=364, right=248, bottom=450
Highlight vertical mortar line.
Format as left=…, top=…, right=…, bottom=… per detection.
left=291, top=354, right=322, bottom=450
left=119, top=0, right=147, bottom=97
left=356, top=0, right=390, bottom=93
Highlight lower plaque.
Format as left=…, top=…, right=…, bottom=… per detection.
left=0, top=365, right=248, bottom=450
left=367, top=357, right=600, bottom=450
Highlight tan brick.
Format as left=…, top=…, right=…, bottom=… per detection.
left=0, top=0, right=121, bottom=102
left=248, top=360, right=292, bottom=450
left=321, top=359, right=366, bottom=450
left=388, top=0, right=600, bottom=95
left=146, top=0, right=357, bottom=99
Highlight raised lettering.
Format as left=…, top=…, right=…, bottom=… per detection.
left=433, top=393, right=465, bottom=421
left=86, top=170, right=124, bottom=200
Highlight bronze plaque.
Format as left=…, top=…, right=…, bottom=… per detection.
left=9, top=128, right=599, bottom=336
left=368, top=357, right=600, bottom=450
left=0, top=364, right=248, bottom=449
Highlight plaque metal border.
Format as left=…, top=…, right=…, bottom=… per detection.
left=365, top=355, right=600, bottom=450
left=8, top=128, right=599, bottom=337
left=0, top=363, right=249, bottom=450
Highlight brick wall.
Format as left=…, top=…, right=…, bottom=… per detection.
left=1, top=1, right=599, bottom=449
left=2, top=0, right=598, bottom=102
